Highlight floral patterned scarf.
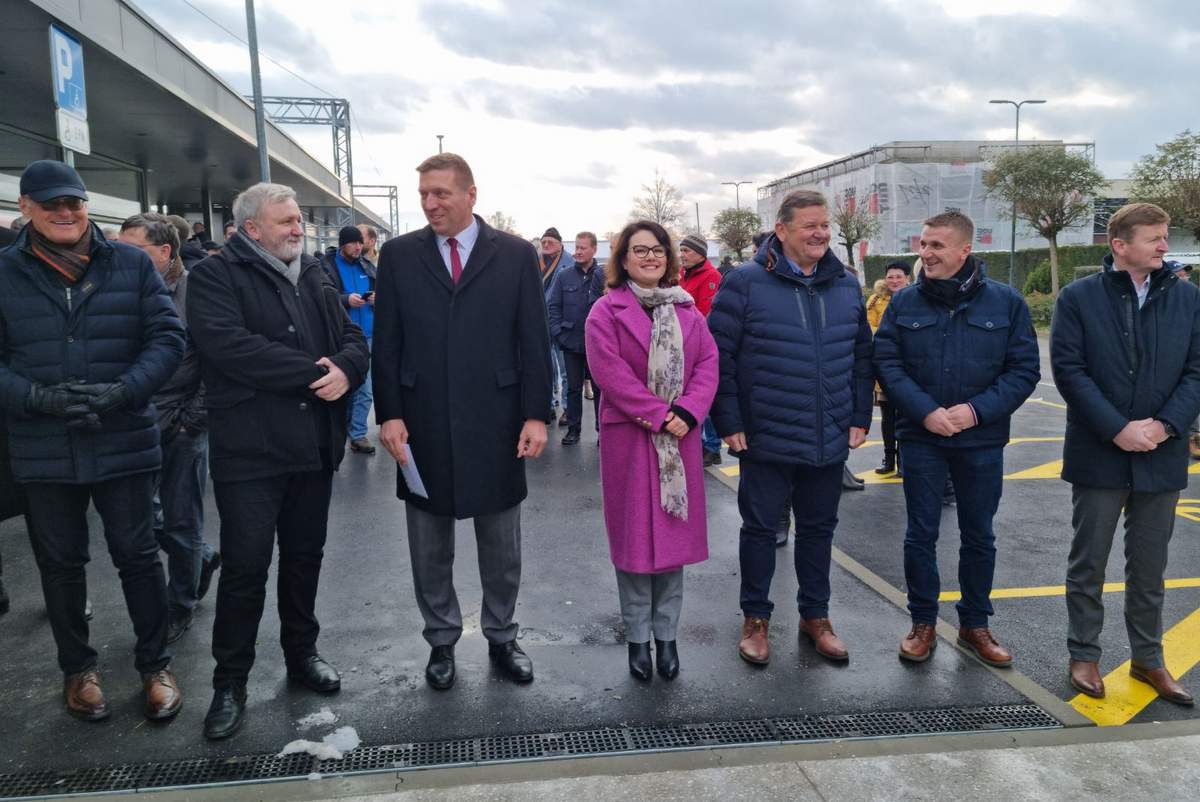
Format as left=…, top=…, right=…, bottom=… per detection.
left=628, top=282, right=694, bottom=520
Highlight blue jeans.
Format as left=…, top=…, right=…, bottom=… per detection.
left=701, top=417, right=721, bottom=454
left=154, top=429, right=212, bottom=614
left=900, top=441, right=1004, bottom=628
left=347, top=337, right=373, bottom=440
left=737, top=459, right=844, bottom=619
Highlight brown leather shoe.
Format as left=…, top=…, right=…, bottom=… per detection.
left=799, top=617, right=848, bottom=661
left=899, top=623, right=938, bottom=662
left=956, top=627, right=1012, bottom=667
left=739, top=616, right=770, bottom=665
left=64, top=670, right=110, bottom=721
left=142, top=668, right=184, bottom=720
left=1130, top=663, right=1194, bottom=706
left=1069, top=659, right=1104, bottom=698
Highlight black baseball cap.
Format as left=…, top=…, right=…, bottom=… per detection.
left=19, top=160, right=88, bottom=203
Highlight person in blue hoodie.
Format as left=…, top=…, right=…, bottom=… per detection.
left=322, top=226, right=377, bottom=454
left=708, top=190, right=873, bottom=667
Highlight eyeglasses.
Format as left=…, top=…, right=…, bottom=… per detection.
left=37, top=197, right=85, bottom=212
left=630, top=245, right=667, bottom=259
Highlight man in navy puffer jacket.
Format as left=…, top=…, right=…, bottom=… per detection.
left=709, top=190, right=873, bottom=666
left=874, top=211, right=1038, bottom=668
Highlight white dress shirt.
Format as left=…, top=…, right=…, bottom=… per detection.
left=435, top=217, right=479, bottom=278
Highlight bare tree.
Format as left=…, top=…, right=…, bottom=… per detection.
left=630, top=171, right=683, bottom=229
left=831, top=195, right=881, bottom=268
left=983, top=146, right=1106, bottom=299
left=486, top=210, right=518, bottom=235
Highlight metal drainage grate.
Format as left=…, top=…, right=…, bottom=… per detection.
left=0, top=703, right=1059, bottom=799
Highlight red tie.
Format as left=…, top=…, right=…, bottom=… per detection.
left=448, top=237, right=463, bottom=284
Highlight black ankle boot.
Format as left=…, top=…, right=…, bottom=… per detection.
left=628, top=642, right=652, bottom=681
left=875, top=452, right=896, bottom=474
left=655, top=639, right=679, bottom=680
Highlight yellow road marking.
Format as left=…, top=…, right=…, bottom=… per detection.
left=1188, top=462, right=1200, bottom=475
left=1070, top=607, right=1200, bottom=726
left=938, top=577, right=1200, bottom=602
left=1004, top=459, right=1063, bottom=480
left=1026, top=397, right=1068, bottom=410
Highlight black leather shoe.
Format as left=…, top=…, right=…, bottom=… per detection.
left=562, top=429, right=580, bottom=446
left=489, top=640, right=534, bottom=683
left=287, top=655, right=341, bottom=693
left=203, top=684, right=247, bottom=740
left=166, top=609, right=193, bottom=645
left=628, top=642, right=652, bottom=681
left=655, top=639, right=679, bottom=680
left=425, top=645, right=455, bottom=690
left=197, top=552, right=221, bottom=601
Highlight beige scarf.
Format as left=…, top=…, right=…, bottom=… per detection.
left=628, top=282, right=693, bottom=520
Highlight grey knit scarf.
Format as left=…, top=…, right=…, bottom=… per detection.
left=237, top=229, right=302, bottom=285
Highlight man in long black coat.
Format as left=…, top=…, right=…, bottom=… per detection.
left=373, top=153, right=551, bottom=690
left=187, top=182, right=369, bottom=739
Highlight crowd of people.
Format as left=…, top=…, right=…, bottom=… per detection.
left=0, top=152, right=1197, bottom=746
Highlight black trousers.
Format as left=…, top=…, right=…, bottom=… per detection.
left=210, top=468, right=333, bottom=689
left=563, top=349, right=600, bottom=433
left=880, top=400, right=897, bottom=460
left=23, top=474, right=170, bottom=676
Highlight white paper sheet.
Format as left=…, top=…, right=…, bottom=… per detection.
left=399, top=444, right=429, bottom=498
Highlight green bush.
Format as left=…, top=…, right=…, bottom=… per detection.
left=1023, top=259, right=1104, bottom=294
left=863, top=244, right=1111, bottom=290
left=1025, top=292, right=1055, bottom=328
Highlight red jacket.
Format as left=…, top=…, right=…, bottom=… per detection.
left=679, top=260, right=722, bottom=317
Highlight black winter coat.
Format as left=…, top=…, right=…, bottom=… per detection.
left=373, top=216, right=553, bottom=518
left=153, top=270, right=205, bottom=440
left=546, top=259, right=605, bottom=353
left=186, top=234, right=369, bottom=482
left=0, top=223, right=185, bottom=483
left=1051, top=256, right=1200, bottom=492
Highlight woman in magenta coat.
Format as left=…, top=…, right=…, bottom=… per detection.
left=585, top=220, right=719, bottom=682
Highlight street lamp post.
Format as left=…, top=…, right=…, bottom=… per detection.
left=721, top=180, right=752, bottom=211
left=245, top=0, right=270, bottom=182
left=436, top=134, right=444, bottom=154
left=989, top=98, right=1045, bottom=285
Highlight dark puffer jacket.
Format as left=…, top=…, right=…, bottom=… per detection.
left=0, top=223, right=185, bottom=483
left=873, top=256, right=1039, bottom=449
left=1051, top=255, right=1200, bottom=492
left=707, top=235, right=874, bottom=466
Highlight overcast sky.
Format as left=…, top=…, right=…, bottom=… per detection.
left=135, top=0, right=1197, bottom=239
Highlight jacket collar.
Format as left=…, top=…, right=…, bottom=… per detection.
left=753, top=233, right=846, bottom=286
left=1101, top=251, right=1173, bottom=291
left=412, top=214, right=498, bottom=293
left=223, top=232, right=319, bottom=284
left=917, top=254, right=986, bottom=307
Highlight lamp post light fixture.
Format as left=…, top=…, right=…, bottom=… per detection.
left=721, top=180, right=752, bottom=210
left=989, top=98, right=1046, bottom=285
left=436, top=134, right=444, bottom=154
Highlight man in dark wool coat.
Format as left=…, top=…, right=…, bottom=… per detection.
left=373, top=153, right=552, bottom=691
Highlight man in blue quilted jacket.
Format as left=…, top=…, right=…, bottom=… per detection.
left=709, top=190, right=874, bottom=666
left=874, top=211, right=1039, bottom=668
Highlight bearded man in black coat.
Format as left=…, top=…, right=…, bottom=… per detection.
left=373, top=153, right=551, bottom=690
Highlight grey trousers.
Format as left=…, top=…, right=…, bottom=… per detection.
left=405, top=502, right=522, bottom=648
left=615, top=568, right=684, bottom=643
left=1066, top=485, right=1178, bottom=668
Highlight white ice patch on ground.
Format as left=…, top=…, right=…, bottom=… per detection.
left=297, top=707, right=338, bottom=728
left=280, top=726, right=361, bottom=761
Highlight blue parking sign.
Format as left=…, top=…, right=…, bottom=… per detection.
left=49, top=24, right=87, bottom=119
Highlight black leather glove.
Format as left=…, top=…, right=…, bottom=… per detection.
left=26, top=384, right=92, bottom=418
left=72, top=382, right=134, bottom=416
left=66, top=412, right=103, bottom=431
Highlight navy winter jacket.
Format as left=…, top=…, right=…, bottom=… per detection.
left=1051, top=255, right=1200, bottom=492
left=873, top=257, right=1039, bottom=449
left=707, top=235, right=873, bottom=466
left=0, top=223, right=185, bottom=483
left=546, top=260, right=606, bottom=353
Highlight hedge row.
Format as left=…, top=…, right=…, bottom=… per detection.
left=862, top=244, right=1111, bottom=288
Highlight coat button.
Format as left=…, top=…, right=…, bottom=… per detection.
left=985, top=321, right=994, bottom=329
left=299, top=402, right=308, bottom=410
left=66, top=336, right=74, bottom=343
left=912, top=322, right=920, bottom=328
left=288, top=324, right=296, bottom=333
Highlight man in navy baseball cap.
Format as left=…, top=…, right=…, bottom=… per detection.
left=19, top=159, right=89, bottom=203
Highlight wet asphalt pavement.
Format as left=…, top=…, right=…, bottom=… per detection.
left=2, top=336, right=1199, bottom=776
